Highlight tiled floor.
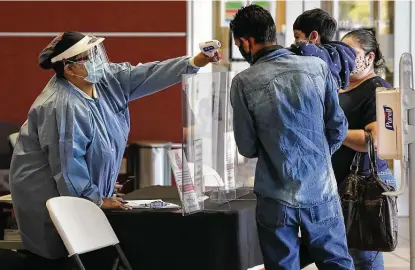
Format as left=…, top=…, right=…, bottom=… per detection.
left=304, top=217, right=410, bottom=269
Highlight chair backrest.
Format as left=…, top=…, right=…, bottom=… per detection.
left=46, top=196, right=119, bottom=256
left=187, top=162, right=224, bottom=186
left=8, top=133, right=19, bottom=149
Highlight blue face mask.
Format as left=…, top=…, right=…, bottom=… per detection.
left=84, top=60, right=104, bottom=84
left=294, top=37, right=312, bottom=46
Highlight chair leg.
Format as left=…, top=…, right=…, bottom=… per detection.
left=115, top=244, right=132, bottom=270
left=112, top=257, right=119, bottom=270
left=73, top=254, right=86, bottom=270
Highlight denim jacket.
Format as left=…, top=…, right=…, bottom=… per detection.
left=230, top=48, right=348, bottom=207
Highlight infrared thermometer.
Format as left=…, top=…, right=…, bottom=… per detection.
left=199, top=40, right=221, bottom=62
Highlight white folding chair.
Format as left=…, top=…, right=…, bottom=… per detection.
left=46, top=196, right=132, bottom=270
left=187, top=162, right=224, bottom=188
left=8, top=132, right=19, bottom=149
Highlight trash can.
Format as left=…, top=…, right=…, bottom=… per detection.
left=128, top=141, right=173, bottom=189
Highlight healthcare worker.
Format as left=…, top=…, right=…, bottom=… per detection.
left=9, top=31, right=218, bottom=267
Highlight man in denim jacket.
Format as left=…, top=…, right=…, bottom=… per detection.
left=230, top=5, right=354, bottom=270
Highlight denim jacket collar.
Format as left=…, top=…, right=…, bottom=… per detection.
left=253, top=46, right=294, bottom=66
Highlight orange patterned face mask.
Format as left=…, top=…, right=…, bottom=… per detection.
left=350, top=54, right=373, bottom=76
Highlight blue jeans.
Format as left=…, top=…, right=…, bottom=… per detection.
left=256, top=196, right=354, bottom=270
left=299, top=169, right=397, bottom=270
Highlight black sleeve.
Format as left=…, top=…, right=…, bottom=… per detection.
left=360, top=88, right=377, bottom=128
left=182, top=91, right=196, bottom=127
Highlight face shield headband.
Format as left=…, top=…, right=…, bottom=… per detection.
left=51, top=35, right=111, bottom=84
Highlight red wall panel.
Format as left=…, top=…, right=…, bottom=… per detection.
left=0, top=1, right=188, bottom=143
left=0, top=36, right=187, bottom=142
left=103, top=37, right=186, bottom=63
left=104, top=37, right=187, bottom=142
left=0, top=37, right=54, bottom=123
left=0, top=1, right=186, bottom=32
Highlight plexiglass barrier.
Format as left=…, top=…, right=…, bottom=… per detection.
left=168, top=72, right=256, bottom=215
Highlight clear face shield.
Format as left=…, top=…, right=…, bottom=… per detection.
left=51, top=35, right=112, bottom=84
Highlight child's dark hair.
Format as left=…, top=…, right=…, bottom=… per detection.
left=293, top=8, right=337, bottom=43
left=342, top=29, right=385, bottom=73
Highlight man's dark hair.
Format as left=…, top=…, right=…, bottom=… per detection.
left=230, top=5, right=276, bottom=44
left=293, top=8, right=337, bottom=43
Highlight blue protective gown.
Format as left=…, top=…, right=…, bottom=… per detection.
left=9, top=57, right=199, bottom=259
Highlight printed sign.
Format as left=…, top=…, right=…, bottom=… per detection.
left=221, top=1, right=247, bottom=27
left=193, top=138, right=204, bottom=195
left=224, top=131, right=236, bottom=190
left=221, top=0, right=275, bottom=27
left=168, top=149, right=200, bottom=213
left=250, top=1, right=276, bottom=19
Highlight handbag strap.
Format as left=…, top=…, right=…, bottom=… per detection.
left=366, top=131, right=378, bottom=176
left=349, top=151, right=362, bottom=174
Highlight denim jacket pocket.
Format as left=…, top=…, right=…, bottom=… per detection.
left=310, top=198, right=341, bottom=224
left=256, top=196, right=286, bottom=228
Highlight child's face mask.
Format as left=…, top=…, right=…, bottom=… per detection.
left=294, top=30, right=311, bottom=45
left=295, top=39, right=310, bottom=46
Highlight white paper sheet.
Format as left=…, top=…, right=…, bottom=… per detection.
left=168, top=149, right=201, bottom=213
left=125, top=200, right=180, bottom=209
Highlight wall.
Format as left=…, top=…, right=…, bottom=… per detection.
left=187, top=0, right=213, bottom=74
left=0, top=1, right=187, bottom=143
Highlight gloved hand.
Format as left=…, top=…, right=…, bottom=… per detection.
left=101, top=197, right=132, bottom=210
left=193, top=51, right=221, bottom=67
left=114, top=181, right=123, bottom=193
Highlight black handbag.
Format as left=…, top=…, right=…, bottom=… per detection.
left=339, top=132, right=398, bottom=252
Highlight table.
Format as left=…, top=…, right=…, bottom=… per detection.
left=0, top=170, right=10, bottom=196
left=105, top=186, right=263, bottom=270
left=0, top=187, right=263, bottom=270
left=0, top=194, right=24, bottom=250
